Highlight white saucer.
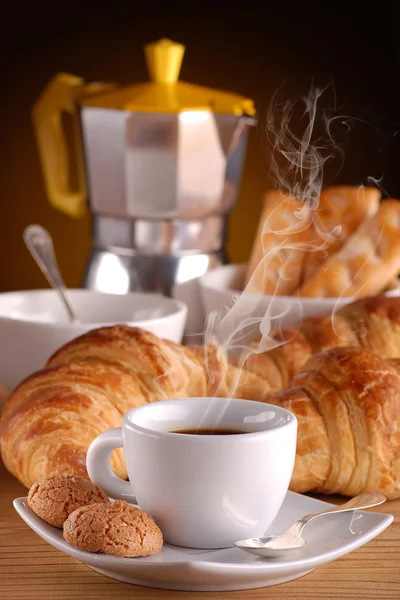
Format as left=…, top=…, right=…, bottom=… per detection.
left=13, top=492, right=393, bottom=592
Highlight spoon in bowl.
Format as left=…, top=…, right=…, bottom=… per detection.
left=23, top=224, right=80, bottom=324
left=235, top=493, right=386, bottom=559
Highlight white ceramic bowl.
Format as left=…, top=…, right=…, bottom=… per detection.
left=199, top=264, right=400, bottom=345
left=0, top=290, right=187, bottom=390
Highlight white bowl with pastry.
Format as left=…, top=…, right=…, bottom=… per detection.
left=200, top=187, right=400, bottom=341
left=0, top=289, right=187, bottom=390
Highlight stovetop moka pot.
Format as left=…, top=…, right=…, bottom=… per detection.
left=32, top=38, right=256, bottom=295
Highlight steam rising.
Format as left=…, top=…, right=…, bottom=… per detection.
left=204, top=83, right=349, bottom=382
left=266, top=84, right=334, bottom=207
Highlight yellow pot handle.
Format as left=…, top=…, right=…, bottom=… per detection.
left=32, top=72, right=87, bottom=218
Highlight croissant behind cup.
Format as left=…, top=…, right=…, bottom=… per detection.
left=2, top=298, right=400, bottom=499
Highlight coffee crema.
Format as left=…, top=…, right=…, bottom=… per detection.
left=170, top=428, right=249, bottom=435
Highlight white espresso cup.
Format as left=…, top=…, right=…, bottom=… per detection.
left=86, top=397, right=297, bottom=549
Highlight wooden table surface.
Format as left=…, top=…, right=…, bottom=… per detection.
left=1, top=460, right=399, bottom=600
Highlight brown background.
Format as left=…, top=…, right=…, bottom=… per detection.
left=1, top=0, right=400, bottom=292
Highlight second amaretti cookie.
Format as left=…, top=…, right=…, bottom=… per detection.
left=63, top=500, right=163, bottom=557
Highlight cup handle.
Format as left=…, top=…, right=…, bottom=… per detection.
left=86, top=427, right=136, bottom=503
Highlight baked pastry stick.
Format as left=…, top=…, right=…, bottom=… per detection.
left=302, top=185, right=381, bottom=281
left=244, top=190, right=313, bottom=296
left=298, top=199, right=400, bottom=298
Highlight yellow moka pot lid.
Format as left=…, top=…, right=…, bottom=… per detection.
left=79, top=38, right=256, bottom=116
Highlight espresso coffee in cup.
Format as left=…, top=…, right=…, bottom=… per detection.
left=86, top=397, right=297, bottom=549
left=171, top=427, right=248, bottom=435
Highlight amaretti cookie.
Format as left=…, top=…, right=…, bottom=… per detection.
left=27, top=474, right=109, bottom=528
left=63, top=500, right=163, bottom=557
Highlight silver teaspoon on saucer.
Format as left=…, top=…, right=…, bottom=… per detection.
left=235, top=493, right=386, bottom=558
left=23, top=224, right=80, bottom=324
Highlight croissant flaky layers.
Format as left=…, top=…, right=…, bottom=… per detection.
left=1, top=295, right=400, bottom=499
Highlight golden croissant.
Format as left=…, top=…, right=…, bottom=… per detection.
left=235, top=294, right=400, bottom=390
